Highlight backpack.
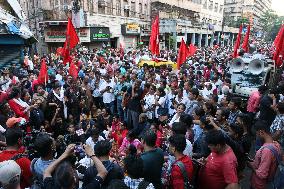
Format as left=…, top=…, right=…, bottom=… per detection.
left=262, top=145, right=284, bottom=189
left=30, top=158, right=44, bottom=189
left=175, top=161, right=194, bottom=189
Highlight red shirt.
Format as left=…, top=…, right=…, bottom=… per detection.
left=111, top=129, right=128, bottom=147
left=198, top=146, right=238, bottom=189
left=171, top=155, right=194, bottom=189
left=155, top=130, right=163, bottom=147
left=0, top=150, right=32, bottom=189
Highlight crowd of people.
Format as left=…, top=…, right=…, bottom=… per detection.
left=0, top=43, right=283, bottom=189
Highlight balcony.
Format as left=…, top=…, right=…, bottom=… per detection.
left=151, top=0, right=202, bottom=12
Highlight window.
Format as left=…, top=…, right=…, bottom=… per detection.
left=144, top=4, right=147, bottom=17
left=219, top=5, right=223, bottom=13
left=116, top=0, right=121, bottom=16
left=106, top=0, right=113, bottom=14
left=139, top=3, right=142, bottom=16
left=214, top=3, right=218, bottom=12
left=131, top=1, right=135, bottom=17
left=208, top=0, right=213, bottom=10
left=123, top=0, right=129, bottom=17
left=203, top=0, right=207, bottom=8
left=98, top=1, right=106, bottom=14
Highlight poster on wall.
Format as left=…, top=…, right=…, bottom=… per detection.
left=44, top=27, right=90, bottom=43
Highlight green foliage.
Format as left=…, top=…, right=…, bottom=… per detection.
left=259, top=9, right=284, bottom=41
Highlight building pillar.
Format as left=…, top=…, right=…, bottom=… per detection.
left=217, top=32, right=220, bottom=45
left=227, top=34, right=231, bottom=46
left=232, top=34, right=235, bottom=46
left=205, top=34, right=208, bottom=47
left=191, top=33, right=196, bottom=45
left=210, top=34, right=214, bottom=47
left=198, top=34, right=202, bottom=47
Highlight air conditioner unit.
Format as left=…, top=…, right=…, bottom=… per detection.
left=124, top=5, right=130, bottom=10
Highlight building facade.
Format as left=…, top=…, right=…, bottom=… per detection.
left=19, top=0, right=151, bottom=54
left=152, top=0, right=238, bottom=49
left=224, top=0, right=272, bottom=30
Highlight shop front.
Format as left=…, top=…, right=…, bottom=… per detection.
left=44, top=25, right=90, bottom=52
left=89, top=27, right=110, bottom=49
left=121, top=23, right=141, bottom=49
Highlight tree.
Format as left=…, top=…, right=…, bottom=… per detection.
left=259, top=9, right=284, bottom=41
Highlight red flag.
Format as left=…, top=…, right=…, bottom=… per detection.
left=177, top=38, right=189, bottom=69
left=38, top=58, right=48, bottom=85
left=69, top=62, right=78, bottom=79
left=273, top=24, right=284, bottom=67
left=233, top=24, right=243, bottom=58
left=242, top=23, right=251, bottom=52
left=274, top=24, right=284, bottom=48
left=63, top=41, right=72, bottom=65
left=56, top=47, right=64, bottom=56
left=188, top=44, right=197, bottom=57
left=149, top=16, right=160, bottom=56
left=66, top=18, right=79, bottom=49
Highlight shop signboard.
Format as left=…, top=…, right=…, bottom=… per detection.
left=90, top=27, right=110, bottom=42
left=121, top=24, right=140, bottom=35
left=44, top=27, right=90, bottom=42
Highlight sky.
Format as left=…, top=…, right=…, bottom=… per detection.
left=272, top=0, right=284, bottom=16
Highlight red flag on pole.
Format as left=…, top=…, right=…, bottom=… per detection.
left=233, top=24, right=243, bottom=58
left=149, top=16, right=160, bottom=56
left=69, top=62, right=78, bottom=79
left=66, top=18, right=79, bottom=49
left=274, top=24, right=284, bottom=48
left=38, top=58, right=48, bottom=85
left=63, top=18, right=79, bottom=65
left=242, top=23, right=251, bottom=52
left=188, top=44, right=197, bottom=57
left=273, top=24, right=284, bottom=67
left=177, top=38, right=189, bottom=70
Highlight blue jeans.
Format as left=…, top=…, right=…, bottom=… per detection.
left=104, top=101, right=115, bottom=115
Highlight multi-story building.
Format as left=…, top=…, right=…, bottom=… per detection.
left=19, top=0, right=151, bottom=54
left=152, top=0, right=238, bottom=49
left=224, top=0, right=272, bottom=30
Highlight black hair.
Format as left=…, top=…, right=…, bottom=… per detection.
left=254, top=120, right=270, bottom=133
left=177, top=103, right=186, bottom=111
left=194, top=107, right=205, bottom=118
left=144, top=83, right=151, bottom=89
left=230, top=97, right=242, bottom=108
left=123, top=155, right=144, bottom=179
left=53, top=82, right=61, bottom=89
left=9, top=87, right=21, bottom=99
left=54, top=161, right=75, bottom=189
left=218, top=107, right=230, bottom=119
left=90, top=128, right=101, bottom=136
left=142, top=130, right=157, bottom=147
left=168, top=134, right=186, bottom=153
left=5, top=127, right=23, bottom=146
left=157, top=87, right=166, bottom=97
left=278, top=102, right=284, bottom=114
left=94, top=140, right=112, bottom=157
left=200, top=116, right=214, bottom=130
left=107, top=179, right=129, bottom=189
left=180, top=114, right=193, bottom=128
left=34, top=133, right=53, bottom=158
left=172, top=122, right=187, bottom=135
left=127, top=130, right=136, bottom=140
left=229, top=123, right=244, bottom=138
left=205, top=130, right=226, bottom=146
left=258, top=85, right=268, bottom=94
left=204, top=102, right=217, bottom=116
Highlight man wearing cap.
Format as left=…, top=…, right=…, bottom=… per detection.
left=0, top=128, right=32, bottom=189
left=0, top=160, right=21, bottom=189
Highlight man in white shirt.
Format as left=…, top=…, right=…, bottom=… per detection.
left=85, top=128, right=105, bottom=150
left=99, top=75, right=115, bottom=114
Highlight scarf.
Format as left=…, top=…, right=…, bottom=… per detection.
left=53, top=88, right=67, bottom=119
